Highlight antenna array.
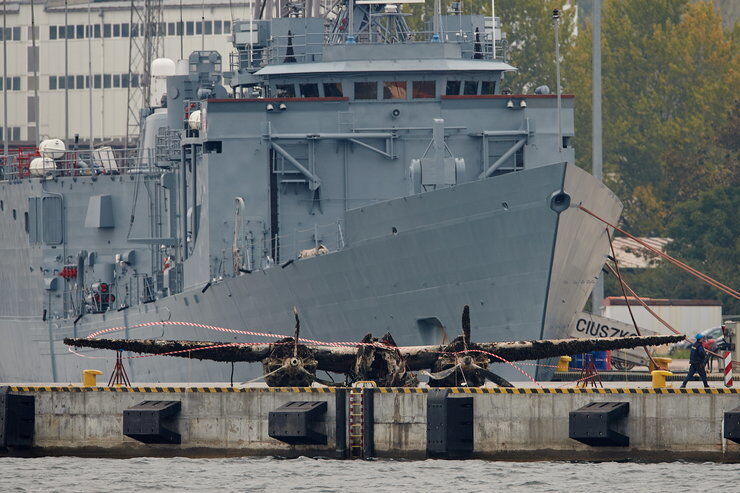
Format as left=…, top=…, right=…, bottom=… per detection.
left=126, top=0, right=165, bottom=148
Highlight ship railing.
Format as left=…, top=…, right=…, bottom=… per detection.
left=55, top=275, right=160, bottom=319
left=0, top=147, right=164, bottom=181
left=230, top=28, right=498, bottom=72
left=270, top=220, right=347, bottom=265
left=0, top=153, right=19, bottom=180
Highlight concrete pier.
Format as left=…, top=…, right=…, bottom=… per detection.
left=1, top=385, right=738, bottom=461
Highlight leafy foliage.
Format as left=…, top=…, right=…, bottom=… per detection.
left=404, top=1, right=738, bottom=309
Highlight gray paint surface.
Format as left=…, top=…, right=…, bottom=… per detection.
left=0, top=11, right=620, bottom=385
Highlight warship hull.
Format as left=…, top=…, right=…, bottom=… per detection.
left=0, top=163, right=621, bottom=383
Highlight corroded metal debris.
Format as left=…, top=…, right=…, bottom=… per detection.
left=64, top=306, right=683, bottom=387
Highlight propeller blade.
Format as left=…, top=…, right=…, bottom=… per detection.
left=420, top=364, right=461, bottom=380
left=471, top=363, right=513, bottom=388
left=292, top=306, right=300, bottom=358
left=462, top=305, right=471, bottom=348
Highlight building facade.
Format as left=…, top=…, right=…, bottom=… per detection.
left=1, top=0, right=241, bottom=146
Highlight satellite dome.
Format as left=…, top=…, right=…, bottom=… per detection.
left=151, top=58, right=176, bottom=78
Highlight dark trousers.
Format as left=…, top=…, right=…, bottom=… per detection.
left=680, top=362, right=709, bottom=388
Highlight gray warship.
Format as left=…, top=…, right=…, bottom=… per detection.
left=0, top=3, right=621, bottom=383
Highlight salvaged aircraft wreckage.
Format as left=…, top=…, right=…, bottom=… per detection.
left=65, top=307, right=683, bottom=387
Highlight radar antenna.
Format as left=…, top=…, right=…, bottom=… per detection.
left=327, top=0, right=417, bottom=44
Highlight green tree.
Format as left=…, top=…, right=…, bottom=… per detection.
left=406, top=1, right=576, bottom=93
left=564, top=0, right=737, bottom=235
left=606, top=185, right=739, bottom=314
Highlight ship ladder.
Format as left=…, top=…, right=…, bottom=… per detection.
left=348, top=381, right=376, bottom=459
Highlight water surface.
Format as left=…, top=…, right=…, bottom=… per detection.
left=1, top=456, right=737, bottom=492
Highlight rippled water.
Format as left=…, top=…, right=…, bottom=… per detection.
left=1, top=457, right=738, bottom=492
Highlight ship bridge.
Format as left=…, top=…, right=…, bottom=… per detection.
left=229, top=3, right=514, bottom=99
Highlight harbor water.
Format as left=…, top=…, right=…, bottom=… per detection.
left=0, top=457, right=737, bottom=492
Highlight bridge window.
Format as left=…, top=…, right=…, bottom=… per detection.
left=445, top=80, right=461, bottom=95
left=299, top=83, right=319, bottom=98
left=383, top=81, right=407, bottom=100
left=323, top=82, right=343, bottom=97
left=354, top=81, right=377, bottom=100
left=464, top=81, right=479, bottom=95
left=482, top=81, right=496, bottom=95
left=275, top=84, right=296, bottom=98
left=412, top=80, right=436, bottom=99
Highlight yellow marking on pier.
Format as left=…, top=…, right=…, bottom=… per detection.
left=5, top=386, right=738, bottom=394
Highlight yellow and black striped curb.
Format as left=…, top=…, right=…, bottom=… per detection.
left=7, top=386, right=336, bottom=393
left=6, top=386, right=739, bottom=394
left=376, top=387, right=740, bottom=394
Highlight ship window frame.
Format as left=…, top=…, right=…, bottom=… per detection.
left=354, top=81, right=377, bottom=100
left=383, top=81, right=407, bottom=100
left=322, top=82, right=343, bottom=97
left=445, top=80, right=461, bottom=96
left=481, top=80, right=496, bottom=95
left=275, top=83, right=296, bottom=98
left=299, top=83, right=319, bottom=98
left=463, top=80, right=479, bottom=95
left=412, top=80, right=436, bottom=99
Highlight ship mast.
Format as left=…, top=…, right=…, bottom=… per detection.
left=327, top=0, right=412, bottom=44
left=2, top=0, right=8, bottom=161
left=126, top=0, right=164, bottom=148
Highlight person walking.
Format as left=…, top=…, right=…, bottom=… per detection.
left=680, top=334, right=710, bottom=388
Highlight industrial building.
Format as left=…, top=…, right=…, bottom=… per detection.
left=603, top=297, right=723, bottom=336
left=0, top=0, right=243, bottom=146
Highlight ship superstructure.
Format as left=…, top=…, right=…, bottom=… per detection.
left=0, top=2, right=621, bottom=383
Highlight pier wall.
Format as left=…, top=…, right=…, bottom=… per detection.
left=2, top=386, right=738, bottom=461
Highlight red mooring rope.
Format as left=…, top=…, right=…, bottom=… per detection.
left=578, top=205, right=739, bottom=299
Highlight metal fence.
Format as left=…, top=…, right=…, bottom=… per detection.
left=230, top=29, right=498, bottom=73
left=0, top=147, right=164, bottom=181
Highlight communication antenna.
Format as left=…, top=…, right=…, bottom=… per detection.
left=126, top=0, right=165, bottom=148
left=180, top=0, right=184, bottom=60
left=87, top=0, right=94, bottom=151
left=490, top=0, right=494, bottom=58
left=552, top=8, right=562, bottom=153
left=64, top=0, right=69, bottom=143
left=30, top=0, right=40, bottom=147
left=2, top=0, right=8, bottom=160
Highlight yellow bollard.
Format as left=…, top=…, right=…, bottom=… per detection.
left=82, top=369, right=103, bottom=387
left=556, top=356, right=572, bottom=372
left=649, top=357, right=672, bottom=372
left=651, top=369, right=673, bottom=389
